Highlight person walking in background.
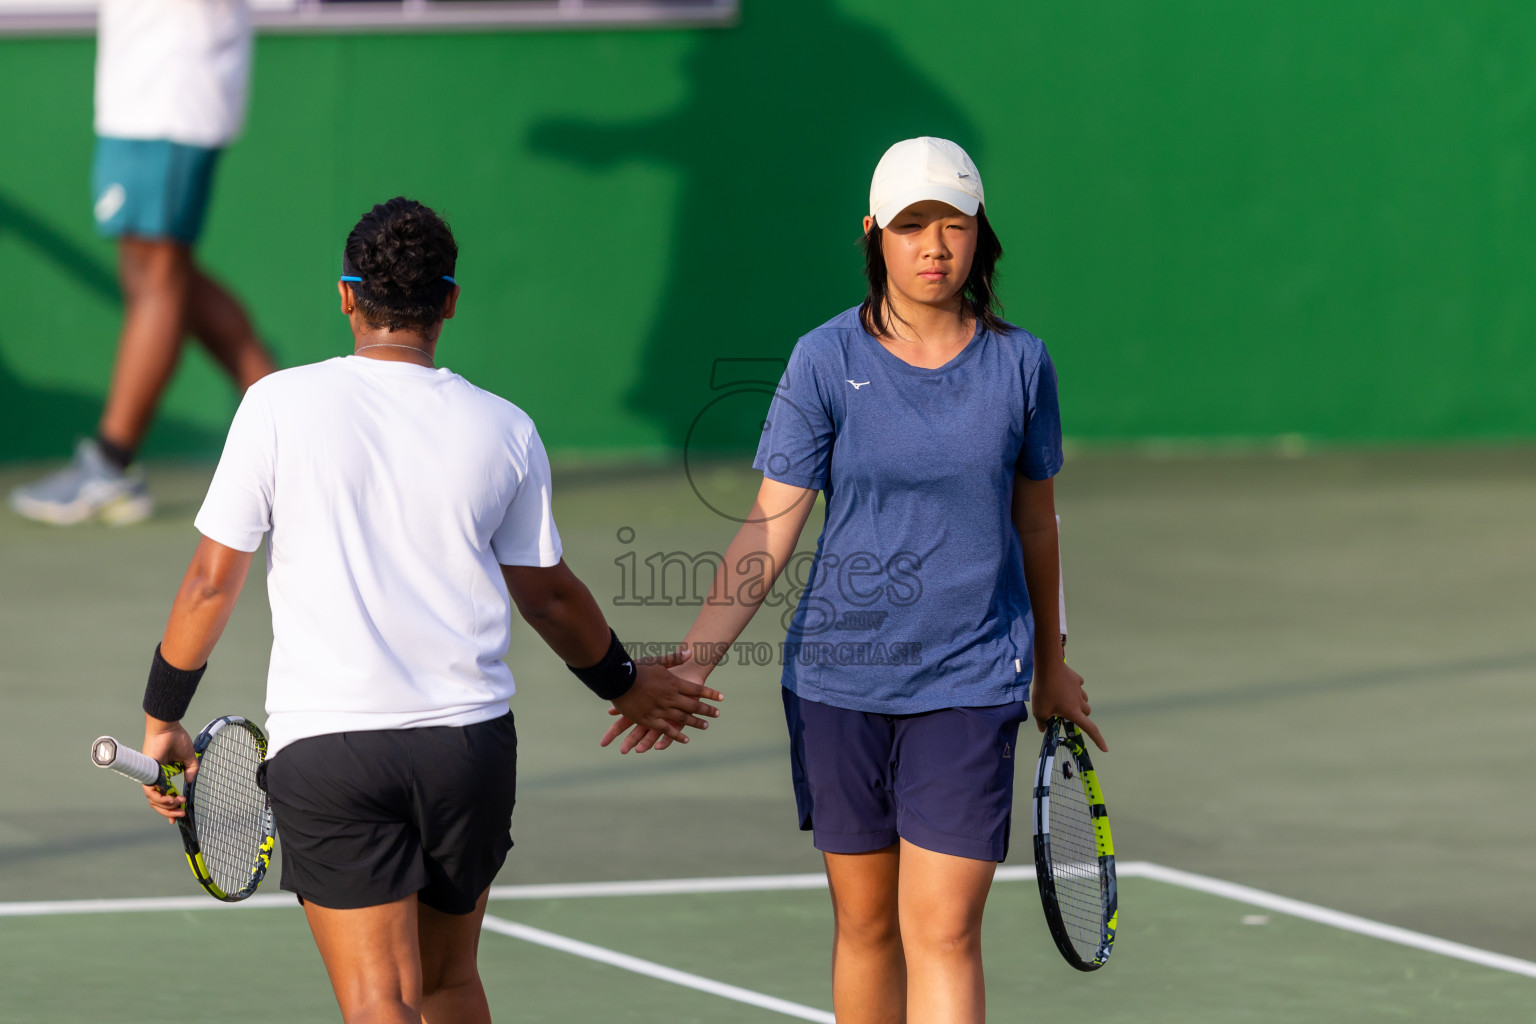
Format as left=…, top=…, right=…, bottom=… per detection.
left=10, top=0, right=275, bottom=525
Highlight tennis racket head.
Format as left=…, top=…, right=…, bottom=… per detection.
left=183, top=715, right=275, bottom=903
left=1032, top=716, right=1117, bottom=971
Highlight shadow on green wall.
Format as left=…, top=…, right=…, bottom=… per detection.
left=531, top=0, right=976, bottom=453
left=0, top=190, right=222, bottom=461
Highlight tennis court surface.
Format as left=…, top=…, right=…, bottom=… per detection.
left=2, top=450, right=1533, bottom=1022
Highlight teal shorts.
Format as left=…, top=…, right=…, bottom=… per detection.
left=91, top=137, right=221, bottom=244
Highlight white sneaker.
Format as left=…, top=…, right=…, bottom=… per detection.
left=9, top=439, right=154, bottom=525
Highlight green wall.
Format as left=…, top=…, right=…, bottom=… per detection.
left=2, top=1, right=1533, bottom=462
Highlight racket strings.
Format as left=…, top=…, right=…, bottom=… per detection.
left=190, top=727, right=269, bottom=894
left=1047, top=750, right=1107, bottom=957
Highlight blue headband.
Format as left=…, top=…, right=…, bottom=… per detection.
left=340, top=275, right=456, bottom=284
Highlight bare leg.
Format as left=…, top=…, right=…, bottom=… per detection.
left=97, top=237, right=193, bottom=452
left=187, top=264, right=276, bottom=391
left=418, top=889, right=493, bottom=1024
left=897, top=839, right=995, bottom=1024
left=303, top=895, right=423, bottom=1024
left=824, top=846, right=905, bottom=1024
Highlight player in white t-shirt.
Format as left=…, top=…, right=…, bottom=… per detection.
left=133, top=198, right=721, bottom=1023
left=10, top=0, right=277, bottom=526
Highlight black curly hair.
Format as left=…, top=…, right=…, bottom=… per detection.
left=342, top=197, right=458, bottom=332
left=858, top=207, right=1006, bottom=340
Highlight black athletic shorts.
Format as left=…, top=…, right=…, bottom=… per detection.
left=260, top=713, right=517, bottom=914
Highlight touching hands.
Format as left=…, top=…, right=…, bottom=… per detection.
left=603, top=645, right=723, bottom=754
left=601, top=645, right=717, bottom=754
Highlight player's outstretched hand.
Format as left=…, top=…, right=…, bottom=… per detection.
left=604, top=646, right=722, bottom=754
left=1030, top=659, right=1108, bottom=752
left=140, top=719, right=196, bottom=820
left=601, top=714, right=682, bottom=755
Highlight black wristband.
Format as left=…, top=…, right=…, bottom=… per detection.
left=142, top=644, right=207, bottom=722
left=567, top=629, right=636, bottom=701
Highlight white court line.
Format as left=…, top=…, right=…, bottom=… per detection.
left=494, top=863, right=1535, bottom=982
left=486, top=871, right=832, bottom=901
left=1123, top=862, right=1536, bottom=980
left=481, top=914, right=834, bottom=1023
left=0, top=893, right=294, bottom=917
left=3, top=861, right=1532, bottom=984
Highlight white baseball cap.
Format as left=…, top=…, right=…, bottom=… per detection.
left=868, top=137, right=985, bottom=228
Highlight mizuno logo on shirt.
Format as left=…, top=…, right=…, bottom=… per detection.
left=846, top=380, right=871, bottom=389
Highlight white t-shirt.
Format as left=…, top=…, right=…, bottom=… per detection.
left=195, top=357, right=564, bottom=758
left=95, top=0, right=253, bottom=148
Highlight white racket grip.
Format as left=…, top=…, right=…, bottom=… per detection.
left=1056, top=514, right=1068, bottom=639
left=91, top=736, right=162, bottom=787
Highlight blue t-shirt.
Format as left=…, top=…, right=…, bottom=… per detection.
left=753, top=305, right=1064, bottom=714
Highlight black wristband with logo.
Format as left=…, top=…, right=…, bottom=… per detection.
left=567, top=629, right=636, bottom=701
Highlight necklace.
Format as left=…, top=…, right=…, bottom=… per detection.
left=355, top=343, right=433, bottom=364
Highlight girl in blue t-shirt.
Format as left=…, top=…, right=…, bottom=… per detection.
left=607, top=137, right=1106, bottom=1023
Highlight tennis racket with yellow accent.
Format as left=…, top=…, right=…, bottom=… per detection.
left=1032, top=514, right=1117, bottom=970
left=1032, top=716, right=1117, bottom=970
left=90, top=715, right=275, bottom=902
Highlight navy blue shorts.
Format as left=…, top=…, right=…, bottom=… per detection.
left=782, top=689, right=1028, bottom=862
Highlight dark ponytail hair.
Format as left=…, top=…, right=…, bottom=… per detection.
left=858, top=207, right=1006, bottom=339
left=343, top=197, right=458, bottom=332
